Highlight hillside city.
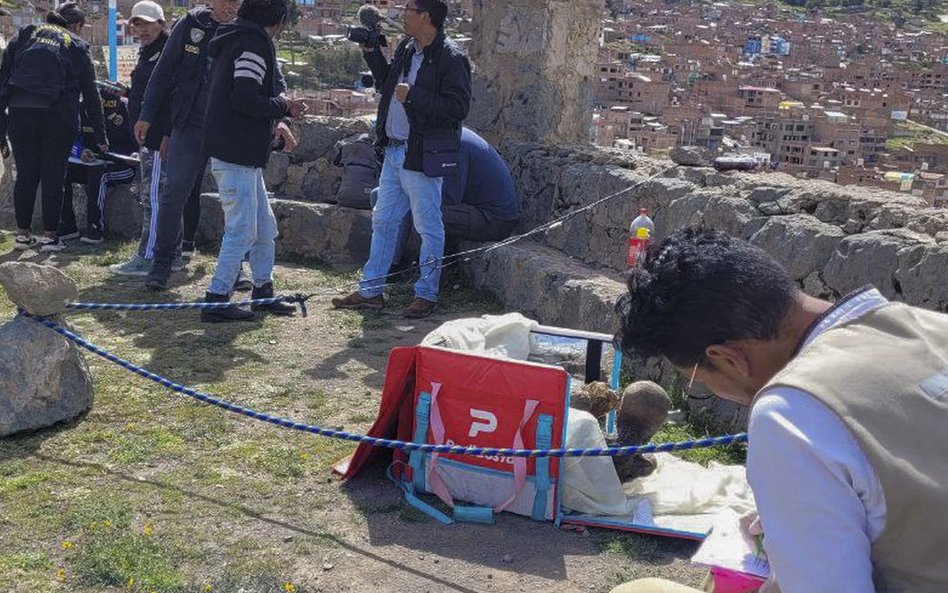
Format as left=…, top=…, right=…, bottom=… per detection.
left=2, top=0, right=947, bottom=205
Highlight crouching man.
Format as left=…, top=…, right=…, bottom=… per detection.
left=200, top=0, right=306, bottom=322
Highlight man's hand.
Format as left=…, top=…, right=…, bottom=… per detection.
left=285, top=97, right=308, bottom=118
left=274, top=122, right=297, bottom=153
left=395, top=83, right=410, bottom=103
left=134, top=120, right=151, bottom=146
left=159, top=136, right=171, bottom=161
left=97, top=142, right=110, bottom=155
left=740, top=511, right=764, bottom=540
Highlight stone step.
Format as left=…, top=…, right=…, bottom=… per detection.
left=460, top=238, right=628, bottom=335
left=196, top=193, right=372, bottom=270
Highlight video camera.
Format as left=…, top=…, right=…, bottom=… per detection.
left=346, top=4, right=389, bottom=49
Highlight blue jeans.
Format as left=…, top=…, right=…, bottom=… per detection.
left=359, top=145, right=444, bottom=301
left=149, top=122, right=207, bottom=272
left=207, top=158, right=278, bottom=296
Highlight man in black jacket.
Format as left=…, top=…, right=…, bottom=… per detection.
left=198, top=0, right=306, bottom=322
left=112, top=0, right=170, bottom=275
left=332, top=0, right=471, bottom=319
left=134, top=0, right=239, bottom=290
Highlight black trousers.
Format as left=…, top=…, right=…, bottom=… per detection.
left=441, top=204, right=519, bottom=243
left=183, top=171, right=202, bottom=245
left=392, top=205, right=520, bottom=275
left=8, top=108, right=75, bottom=232
left=60, top=160, right=136, bottom=233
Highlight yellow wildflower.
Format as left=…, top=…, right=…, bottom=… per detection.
left=127, top=577, right=135, bottom=589
left=55, top=568, right=66, bottom=581
left=204, top=585, right=213, bottom=593
left=60, top=541, right=73, bottom=550
left=283, top=582, right=296, bottom=593
left=143, top=522, right=154, bottom=536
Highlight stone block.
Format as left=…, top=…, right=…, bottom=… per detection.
left=0, top=262, right=78, bottom=316
left=0, top=316, right=93, bottom=437
left=196, top=194, right=372, bottom=270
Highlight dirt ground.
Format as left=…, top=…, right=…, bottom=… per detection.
left=0, top=237, right=709, bottom=593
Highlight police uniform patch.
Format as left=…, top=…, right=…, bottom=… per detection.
left=190, top=28, right=204, bottom=44
left=185, top=44, right=200, bottom=54
left=112, top=115, right=124, bottom=126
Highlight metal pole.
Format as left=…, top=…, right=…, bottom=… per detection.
left=108, top=0, right=117, bottom=81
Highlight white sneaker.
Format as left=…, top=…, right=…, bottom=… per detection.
left=14, top=234, right=36, bottom=250
left=110, top=255, right=153, bottom=277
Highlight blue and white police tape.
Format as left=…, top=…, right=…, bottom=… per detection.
left=23, top=311, right=748, bottom=458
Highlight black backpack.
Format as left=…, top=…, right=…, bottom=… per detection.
left=8, top=24, right=74, bottom=105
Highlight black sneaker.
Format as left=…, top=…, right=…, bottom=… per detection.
left=80, top=228, right=103, bottom=245
left=145, top=275, right=168, bottom=291
left=251, top=282, right=296, bottom=316
left=201, top=291, right=257, bottom=323
left=38, top=237, right=66, bottom=252
left=233, top=269, right=253, bottom=292
left=57, top=227, right=81, bottom=241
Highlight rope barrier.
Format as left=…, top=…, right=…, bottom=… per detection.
left=61, top=165, right=679, bottom=314
left=23, top=311, right=747, bottom=459
left=66, top=294, right=312, bottom=317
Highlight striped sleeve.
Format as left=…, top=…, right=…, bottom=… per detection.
left=234, top=51, right=267, bottom=85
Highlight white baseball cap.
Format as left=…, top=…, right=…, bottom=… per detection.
left=129, top=0, right=165, bottom=23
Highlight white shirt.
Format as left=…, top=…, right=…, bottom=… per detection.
left=747, top=288, right=888, bottom=593
left=385, top=39, right=425, bottom=142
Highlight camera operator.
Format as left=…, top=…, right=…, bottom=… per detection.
left=332, top=0, right=471, bottom=319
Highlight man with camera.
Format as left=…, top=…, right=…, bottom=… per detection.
left=332, top=0, right=471, bottom=319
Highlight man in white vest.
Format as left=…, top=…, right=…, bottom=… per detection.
left=612, top=228, right=948, bottom=593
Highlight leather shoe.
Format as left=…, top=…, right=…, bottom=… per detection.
left=331, top=291, right=384, bottom=310
left=402, top=297, right=436, bottom=319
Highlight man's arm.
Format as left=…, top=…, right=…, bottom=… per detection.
left=139, top=17, right=187, bottom=124
left=362, top=45, right=392, bottom=91
left=405, top=52, right=471, bottom=121
left=0, top=35, right=19, bottom=138
left=747, top=389, right=884, bottom=593
left=78, top=50, right=107, bottom=148
left=229, top=43, right=289, bottom=119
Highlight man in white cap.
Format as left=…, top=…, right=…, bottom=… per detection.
left=111, top=0, right=171, bottom=276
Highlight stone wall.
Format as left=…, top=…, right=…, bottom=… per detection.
left=468, top=0, right=603, bottom=146
left=497, top=143, right=948, bottom=311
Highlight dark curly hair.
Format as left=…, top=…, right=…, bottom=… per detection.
left=238, top=0, right=288, bottom=27
left=614, top=227, right=796, bottom=367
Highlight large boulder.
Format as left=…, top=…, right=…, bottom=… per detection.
left=0, top=262, right=78, bottom=316
left=0, top=315, right=93, bottom=437
left=669, top=146, right=706, bottom=167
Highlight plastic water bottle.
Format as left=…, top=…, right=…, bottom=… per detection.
left=626, top=208, right=655, bottom=267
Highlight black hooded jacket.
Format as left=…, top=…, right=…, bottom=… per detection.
left=128, top=31, right=169, bottom=149
left=0, top=24, right=105, bottom=144
left=203, top=17, right=288, bottom=168
left=140, top=8, right=220, bottom=130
